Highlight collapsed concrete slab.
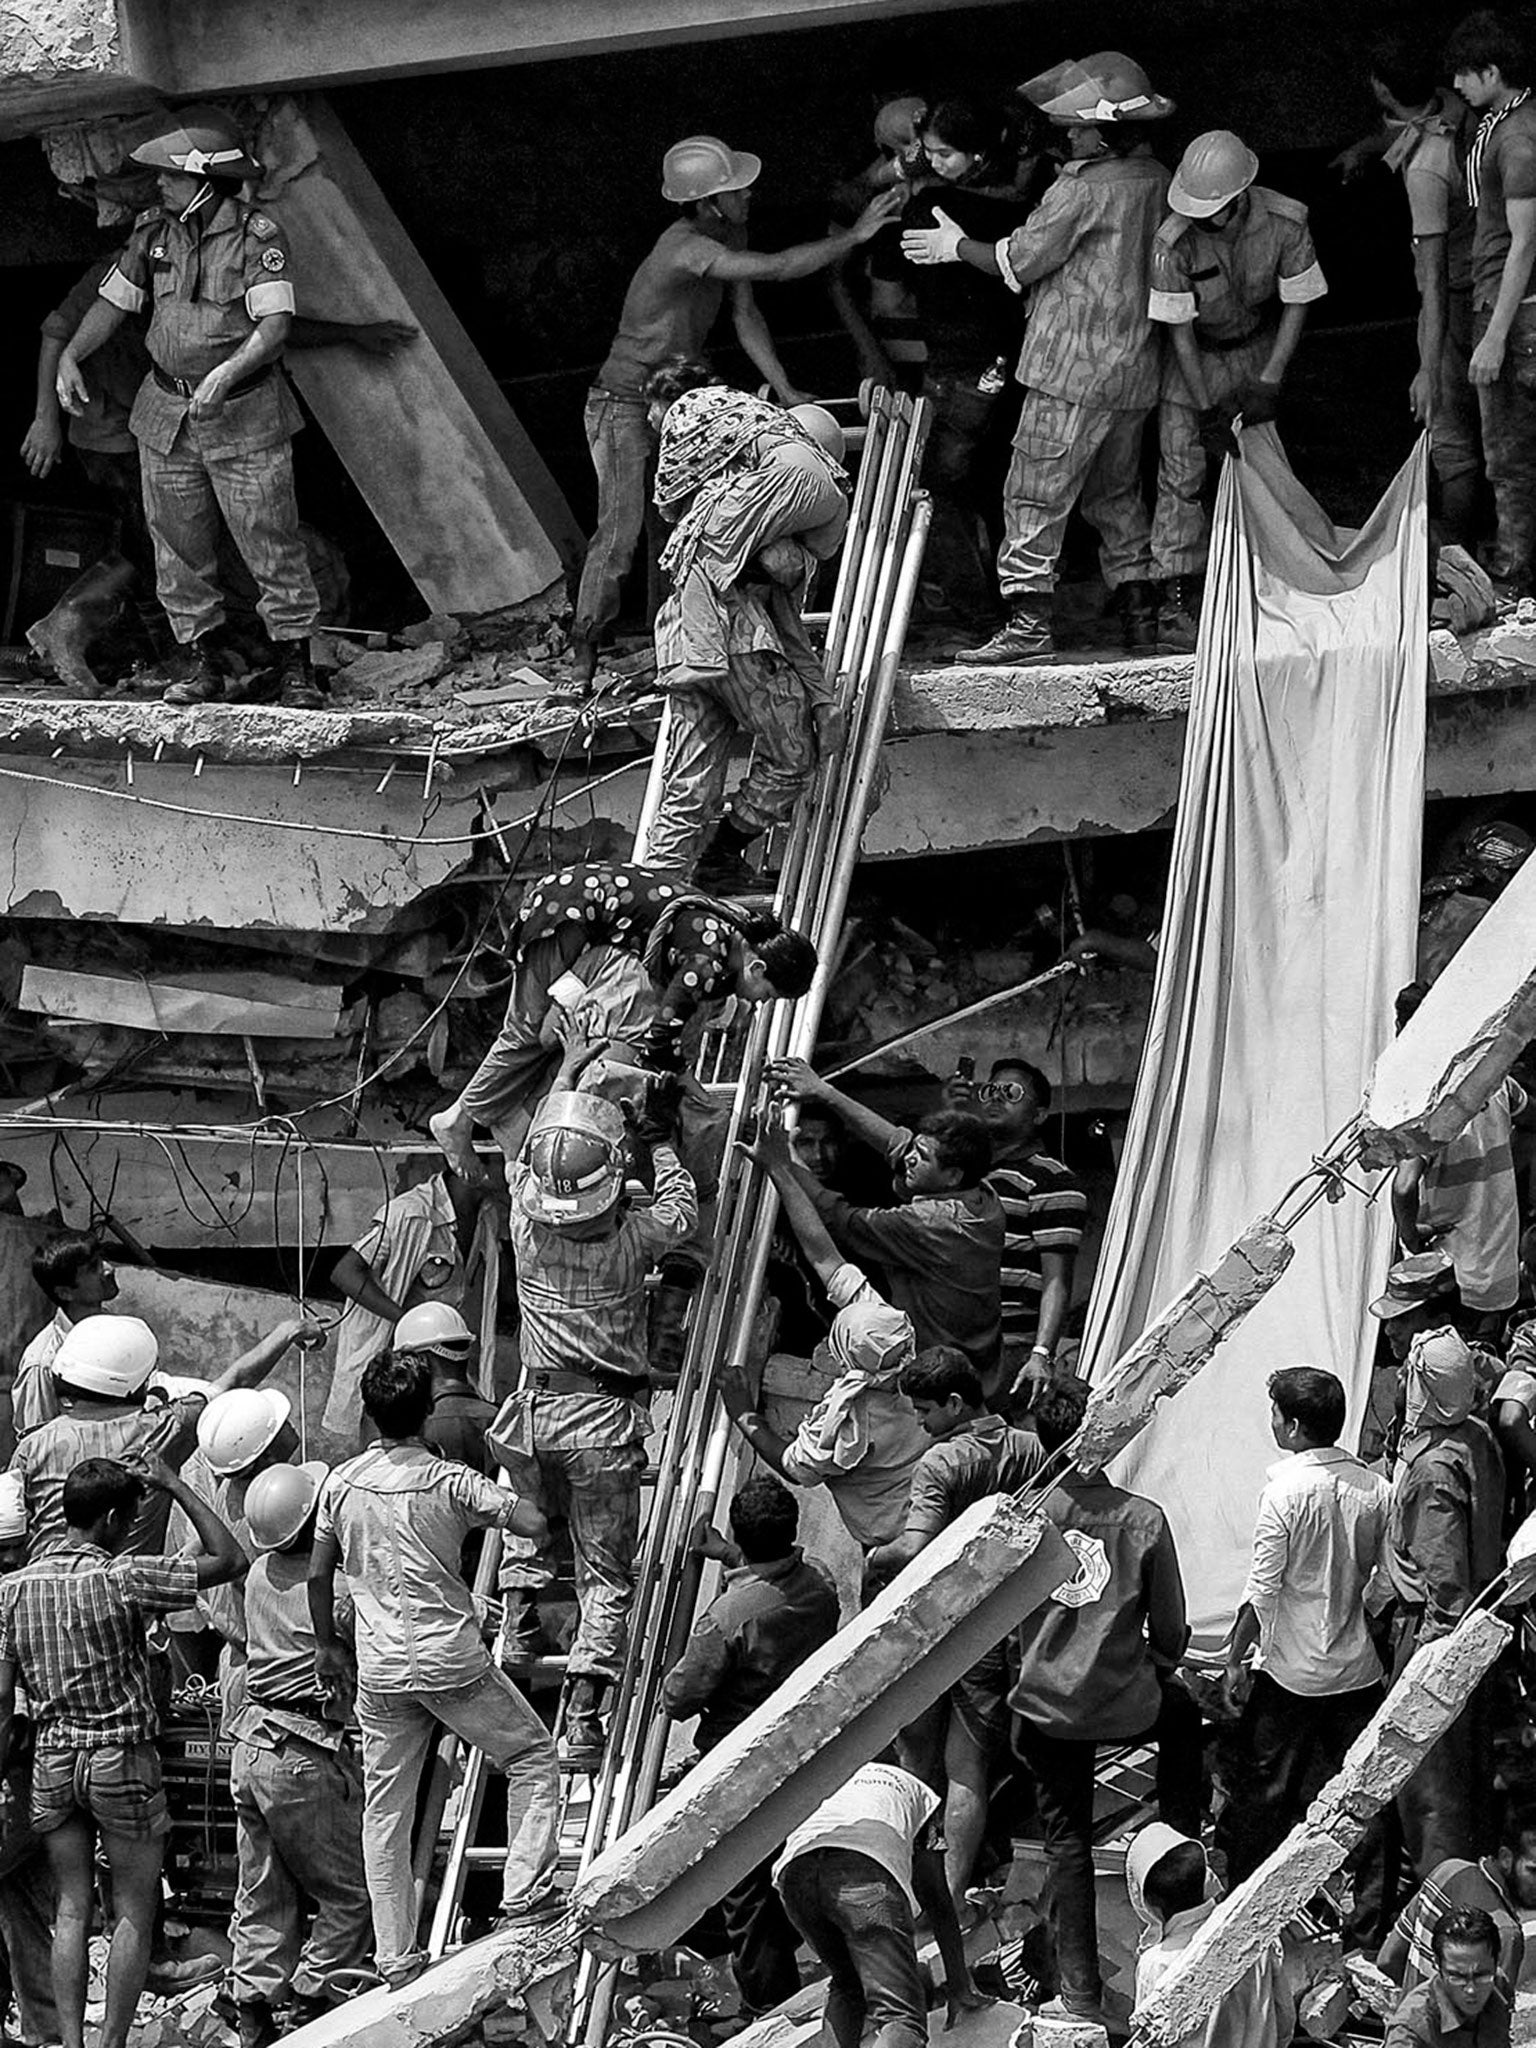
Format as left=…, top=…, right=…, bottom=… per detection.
left=1073, top=1217, right=1295, bottom=1476
left=1130, top=1607, right=1513, bottom=2046
left=570, top=1494, right=1075, bottom=1951
left=1361, top=848, right=1536, bottom=1164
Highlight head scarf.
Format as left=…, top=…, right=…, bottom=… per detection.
left=1402, top=1327, right=1478, bottom=1441
left=793, top=1296, right=917, bottom=1473
left=1125, top=1823, right=1217, bottom=1947
left=654, top=386, right=824, bottom=515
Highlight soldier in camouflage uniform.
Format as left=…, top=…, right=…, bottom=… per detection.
left=902, top=52, right=1174, bottom=666
left=55, top=108, right=321, bottom=706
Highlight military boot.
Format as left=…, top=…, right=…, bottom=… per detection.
left=1114, top=579, right=1158, bottom=652
left=955, top=598, right=1055, bottom=666
left=560, top=1676, right=611, bottom=1772
left=1158, top=575, right=1205, bottom=654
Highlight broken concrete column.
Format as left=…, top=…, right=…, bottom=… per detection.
left=1360, top=850, right=1536, bottom=1165
left=1073, top=1217, right=1294, bottom=1475
left=571, top=1494, right=1075, bottom=1951
left=1130, top=1608, right=1513, bottom=2047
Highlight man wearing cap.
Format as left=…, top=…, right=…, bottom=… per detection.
left=52, top=108, right=322, bottom=706
left=1148, top=133, right=1327, bottom=650
left=903, top=52, right=1174, bottom=666
left=230, top=1460, right=370, bottom=2047
left=488, top=1034, right=697, bottom=1768
left=568, top=135, right=899, bottom=684
left=1367, top=1326, right=1504, bottom=1885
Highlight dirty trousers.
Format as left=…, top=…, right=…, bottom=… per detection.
left=573, top=390, right=662, bottom=644
left=644, top=651, right=816, bottom=874
left=996, top=389, right=1155, bottom=599
left=138, top=431, right=318, bottom=647
left=1149, top=335, right=1269, bottom=579
left=229, top=1734, right=373, bottom=2007
left=497, top=1410, right=645, bottom=1685
left=456, top=936, right=660, bottom=1157
left=1475, top=301, right=1536, bottom=581
left=777, top=1848, right=927, bottom=2048
left=355, top=1663, right=559, bottom=1984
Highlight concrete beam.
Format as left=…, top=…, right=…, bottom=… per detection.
left=0, top=0, right=147, bottom=135
left=259, top=97, right=580, bottom=613
left=131, top=0, right=1012, bottom=98
left=1132, top=1607, right=1514, bottom=2045
left=571, top=1493, right=1074, bottom=1949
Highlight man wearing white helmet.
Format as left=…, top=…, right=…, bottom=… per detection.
left=1147, top=130, right=1327, bottom=649
left=228, top=1461, right=370, bottom=2046
left=903, top=52, right=1175, bottom=666
left=7, top=1310, right=320, bottom=1560
left=489, top=1035, right=697, bottom=1769
left=396, top=1303, right=496, bottom=1476
left=568, top=134, right=899, bottom=684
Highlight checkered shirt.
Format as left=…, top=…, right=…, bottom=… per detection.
left=0, top=1540, right=198, bottom=1749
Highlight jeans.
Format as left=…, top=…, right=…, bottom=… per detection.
left=997, top=390, right=1155, bottom=598
left=354, top=1663, right=559, bottom=1985
left=572, top=390, right=660, bottom=644
left=138, top=434, right=318, bottom=646
left=495, top=1437, right=644, bottom=1683
left=1475, top=299, right=1536, bottom=582
left=1013, top=1681, right=1203, bottom=2008
left=229, top=1735, right=373, bottom=2007
left=1216, top=1672, right=1383, bottom=1946
left=777, top=1848, right=927, bottom=2048
left=720, top=1853, right=803, bottom=2012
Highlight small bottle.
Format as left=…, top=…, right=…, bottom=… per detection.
left=977, top=356, right=1007, bottom=396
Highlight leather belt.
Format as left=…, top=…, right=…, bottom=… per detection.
left=250, top=1694, right=333, bottom=1721
left=152, top=363, right=275, bottom=400
left=528, top=1367, right=644, bottom=1399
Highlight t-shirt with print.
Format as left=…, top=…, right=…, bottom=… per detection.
left=774, top=1761, right=939, bottom=1910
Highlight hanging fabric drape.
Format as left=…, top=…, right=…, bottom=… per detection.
left=1082, top=431, right=1428, bottom=1650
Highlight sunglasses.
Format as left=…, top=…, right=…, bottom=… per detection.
left=977, top=1081, right=1032, bottom=1105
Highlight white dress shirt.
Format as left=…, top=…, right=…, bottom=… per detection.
left=1241, top=1445, right=1389, bottom=1696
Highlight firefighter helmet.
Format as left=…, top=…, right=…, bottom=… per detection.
left=519, top=1091, right=628, bottom=1228
left=130, top=107, right=262, bottom=181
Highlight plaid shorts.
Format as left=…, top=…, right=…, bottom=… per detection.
left=31, top=1741, right=170, bottom=1840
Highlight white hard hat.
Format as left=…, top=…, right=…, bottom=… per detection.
left=394, top=1301, right=474, bottom=1359
left=520, top=1090, right=628, bottom=1229
left=1169, top=130, right=1260, bottom=218
left=245, top=1460, right=329, bottom=1552
left=52, top=1313, right=158, bottom=1397
left=197, top=1387, right=292, bottom=1478
left=0, top=1475, right=25, bottom=1543
left=661, top=135, right=761, bottom=205
left=789, top=403, right=847, bottom=463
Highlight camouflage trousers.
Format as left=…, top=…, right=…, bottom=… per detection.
left=997, top=389, right=1155, bottom=597
left=139, top=432, right=318, bottom=646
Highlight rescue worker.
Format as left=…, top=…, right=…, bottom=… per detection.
left=902, top=52, right=1174, bottom=665
left=489, top=1039, right=698, bottom=1768
left=645, top=383, right=851, bottom=888
left=52, top=108, right=323, bottom=706
left=568, top=135, right=899, bottom=683
left=396, top=1304, right=497, bottom=1475
left=229, top=1460, right=372, bottom=2047
left=1147, top=132, right=1327, bottom=648
left=429, top=862, right=817, bottom=1181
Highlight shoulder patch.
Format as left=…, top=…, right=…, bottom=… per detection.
left=133, top=206, right=161, bottom=228
left=247, top=213, right=279, bottom=240
left=260, top=246, right=287, bottom=272
left=1256, top=186, right=1308, bottom=224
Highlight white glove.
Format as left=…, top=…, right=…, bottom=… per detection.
left=901, top=207, right=964, bottom=266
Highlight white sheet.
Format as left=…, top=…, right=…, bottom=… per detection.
left=1081, top=433, right=1428, bottom=1650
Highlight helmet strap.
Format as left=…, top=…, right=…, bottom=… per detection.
left=178, top=178, right=216, bottom=224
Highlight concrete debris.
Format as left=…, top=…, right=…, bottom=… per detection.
left=1361, top=843, right=1536, bottom=1164
left=335, top=643, right=454, bottom=698
left=1130, top=1608, right=1513, bottom=2047
left=571, top=1494, right=1075, bottom=1951
left=1073, top=1217, right=1295, bottom=1474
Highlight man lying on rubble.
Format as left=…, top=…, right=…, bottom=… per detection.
left=51, top=109, right=331, bottom=708
left=723, top=1120, right=925, bottom=1554
left=661, top=1475, right=840, bottom=2013
left=0, top=1454, right=243, bottom=2048
left=309, top=1352, right=559, bottom=1989
left=429, top=861, right=817, bottom=1181
left=488, top=1033, right=697, bottom=1769
left=8, top=1310, right=319, bottom=1558
left=767, top=1056, right=1004, bottom=1379
left=643, top=379, right=852, bottom=891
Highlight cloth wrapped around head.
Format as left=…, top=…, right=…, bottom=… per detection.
left=654, top=385, right=834, bottom=516
left=1124, top=1822, right=1217, bottom=1945
left=792, top=1291, right=916, bottom=1475
left=1402, top=1326, right=1478, bottom=1439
